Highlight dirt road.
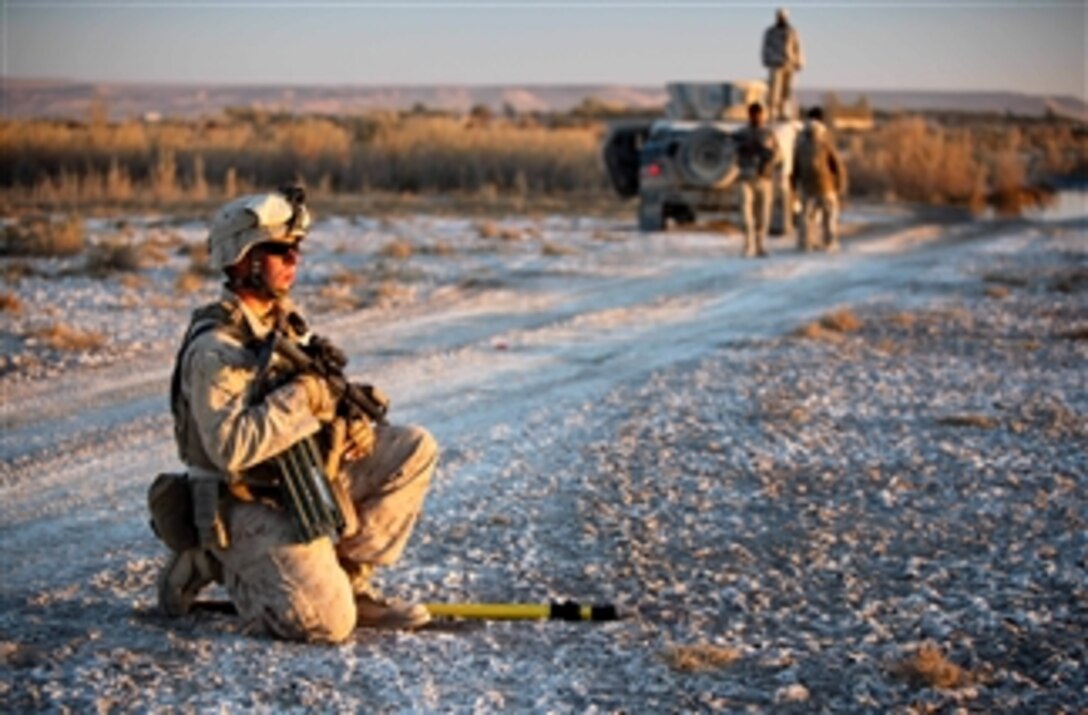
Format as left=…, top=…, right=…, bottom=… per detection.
left=1, top=209, right=1084, bottom=711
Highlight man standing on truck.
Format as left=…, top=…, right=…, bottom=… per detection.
left=762, top=7, right=804, bottom=121
left=733, top=102, right=781, bottom=258
left=792, top=106, right=847, bottom=252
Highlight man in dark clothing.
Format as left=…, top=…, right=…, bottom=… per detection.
left=733, top=103, right=782, bottom=258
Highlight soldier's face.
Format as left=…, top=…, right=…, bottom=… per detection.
left=254, top=242, right=300, bottom=294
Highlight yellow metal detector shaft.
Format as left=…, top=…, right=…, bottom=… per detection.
left=424, top=601, right=618, bottom=622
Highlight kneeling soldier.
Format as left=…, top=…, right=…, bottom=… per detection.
left=151, top=186, right=438, bottom=643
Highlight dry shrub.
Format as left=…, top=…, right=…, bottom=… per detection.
left=937, top=413, right=999, bottom=429
left=592, top=229, right=627, bottom=242
left=983, top=272, right=1029, bottom=287
left=664, top=644, right=742, bottom=672
left=886, top=312, right=917, bottom=328
left=1050, top=268, right=1088, bottom=294
left=0, top=215, right=85, bottom=257
left=27, top=323, right=105, bottom=351
left=889, top=643, right=973, bottom=690
left=846, top=118, right=981, bottom=204
left=85, top=241, right=141, bottom=276
left=793, top=322, right=844, bottom=343
left=988, top=150, right=1028, bottom=216
left=380, top=239, right=414, bottom=260
left=174, top=271, right=205, bottom=295
left=118, top=273, right=147, bottom=290
left=476, top=221, right=500, bottom=239
left=541, top=240, right=578, bottom=256
left=2, top=261, right=36, bottom=282
left=315, top=283, right=362, bottom=312
left=820, top=308, right=862, bottom=333
left=0, top=291, right=23, bottom=314
left=327, top=268, right=363, bottom=286
left=419, top=241, right=455, bottom=256
left=183, top=241, right=218, bottom=277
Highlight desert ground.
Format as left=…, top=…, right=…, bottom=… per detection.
left=1, top=196, right=1085, bottom=712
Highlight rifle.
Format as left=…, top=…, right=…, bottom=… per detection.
left=254, top=330, right=387, bottom=544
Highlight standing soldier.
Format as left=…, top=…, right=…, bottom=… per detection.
left=792, top=107, right=847, bottom=252
left=733, top=103, right=781, bottom=258
left=762, top=7, right=804, bottom=121
left=151, top=186, right=438, bottom=643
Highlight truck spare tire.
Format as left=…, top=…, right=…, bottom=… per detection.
left=678, top=126, right=737, bottom=188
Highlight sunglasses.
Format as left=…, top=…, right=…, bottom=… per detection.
left=258, top=241, right=301, bottom=257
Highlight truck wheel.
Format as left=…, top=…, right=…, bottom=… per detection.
left=638, top=200, right=665, bottom=232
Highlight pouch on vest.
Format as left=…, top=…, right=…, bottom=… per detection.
left=148, top=472, right=199, bottom=553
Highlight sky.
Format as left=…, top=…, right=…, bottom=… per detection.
left=2, top=0, right=1086, bottom=98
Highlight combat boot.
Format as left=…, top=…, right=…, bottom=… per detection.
left=344, top=563, right=430, bottom=630
left=157, top=548, right=220, bottom=617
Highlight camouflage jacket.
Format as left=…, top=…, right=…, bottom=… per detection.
left=762, top=23, right=803, bottom=70
left=733, top=125, right=781, bottom=181
left=792, top=120, right=847, bottom=196
left=171, top=290, right=322, bottom=489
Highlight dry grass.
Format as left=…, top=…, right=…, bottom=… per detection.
left=794, top=308, right=863, bottom=341
left=982, top=272, right=1030, bottom=288
left=1050, top=268, right=1088, bottom=294
left=476, top=221, right=501, bottom=239
left=820, top=308, right=862, bottom=333
left=379, top=239, right=414, bottom=260
left=1, top=113, right=607, bottom=209
left=174, top=271, right=206, bottom=295
left=84, top=241, right=141, bottom=277
left=889, top=642, right=973, bottom=690
left=181, top=241, right=218, bottom=277
left=0, top=291, right=23, bottom=314
left=2, top=261, right=37, bottom=283
left=0, top=215, right=85, bottom=257
left=541, top=240, right=579, bottom=256
left=477, top=221, right=524, bottom=241
left=886, top=312, right=917, bottom=328
left=27, top=323, right=106, bottom=351
left=418, top=241, right=456, bottom=256
left=664, top=644, right=742, bottom=673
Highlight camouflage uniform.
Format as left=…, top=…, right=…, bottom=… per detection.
left=172, top=291, right=437, bottom=643
left=733, top=124, right=781, bottom=257
left=762, top=11, right=804, bottom=121
left=157, top=190, right=437, bottom=643
left=792, top=119, right=847, bottom=252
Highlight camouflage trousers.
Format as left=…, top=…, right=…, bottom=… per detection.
left=215, top=424, right=438, bottom=643
left=767, top=67, right=795, bottom=120
left=798, top=192, right=840, bottom=251
left=739, top=177, right=774, bottom=256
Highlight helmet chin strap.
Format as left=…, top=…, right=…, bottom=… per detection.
left=229, top=255, right=285, bottom=300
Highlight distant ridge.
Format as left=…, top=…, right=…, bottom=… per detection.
left=3, top=79, right=1084, bottom=121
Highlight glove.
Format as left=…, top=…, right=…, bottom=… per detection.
left=344, top=416, right=375, bottom=461
left=296, top=374, right=337, bottom=423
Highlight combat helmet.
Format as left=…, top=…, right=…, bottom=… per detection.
left=207, top=185, right=311, bottom=272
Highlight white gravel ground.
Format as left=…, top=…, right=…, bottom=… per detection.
left=1, top=201, right=1085, bottom=712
